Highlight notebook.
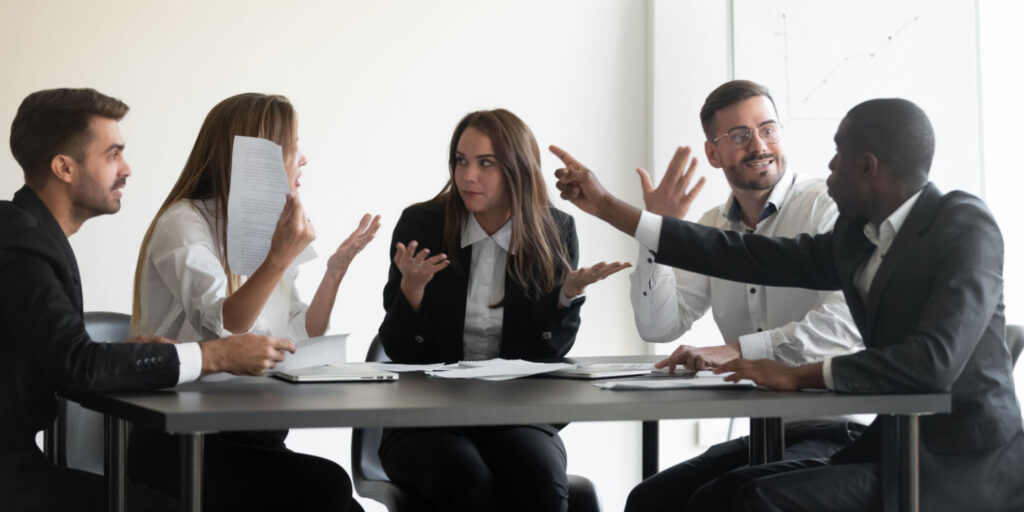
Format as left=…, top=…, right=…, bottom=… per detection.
left=270, top=363, right=398, bottom=383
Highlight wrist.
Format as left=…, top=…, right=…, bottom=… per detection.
left=198, top=340, right=223, bottom=375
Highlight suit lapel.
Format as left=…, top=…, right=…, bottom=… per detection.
left=864, top=184, right=941, bottom=319
left=836, top=219, right=875, bottom=338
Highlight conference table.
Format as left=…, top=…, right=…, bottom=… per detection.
left=73, top=356, right=950, bottom=512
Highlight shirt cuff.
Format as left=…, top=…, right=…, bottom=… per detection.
left=559, top=286, right=585, bottom=308
left=737, top=331, right=775, bottom=361
left=635, top=211, right=663, bottom=253
left=174, top=342, right=203, bottom=385
left=822, top=356, right=835, bottom=390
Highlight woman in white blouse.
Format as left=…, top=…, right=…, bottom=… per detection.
left=128, top=93, right=375, bottom=512
left=377, top=109, right=628, bottom=512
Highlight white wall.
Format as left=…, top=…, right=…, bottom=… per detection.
left=1, top=1, right=649, bottom=510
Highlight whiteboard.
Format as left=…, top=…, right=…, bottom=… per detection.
left=732, top=0, right=981, bottom=195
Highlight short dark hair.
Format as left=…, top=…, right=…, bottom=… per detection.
left=699, top=80, right=777, bottom=139
left=9, top=88, right=129, bottom=186
left=842, top=98, right=934, bottom=185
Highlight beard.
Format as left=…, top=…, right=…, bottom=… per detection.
left=724, top=151, right=787, bottom=191
left=74, top=167, right=124, bottom=219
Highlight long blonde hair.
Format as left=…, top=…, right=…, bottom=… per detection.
left=428, top=109, right=569, bottom=300
left=131, top=93, right=297, bottom=332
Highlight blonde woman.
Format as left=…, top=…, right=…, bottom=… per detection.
left=129, top=93, right=375, bottom=512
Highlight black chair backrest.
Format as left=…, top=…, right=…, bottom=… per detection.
left=353, top=335, right=392, bottom=481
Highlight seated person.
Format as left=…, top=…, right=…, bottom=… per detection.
left=129, top=93, right=375, bottom=512
left=0, top=88, right=295, bottom=512
left=626, top=80, right=864, bottom=512
left=377, top=108, right=627, bottom=512
left=551, top=98, right=1024, bottom=511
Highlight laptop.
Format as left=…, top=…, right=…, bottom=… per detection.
left=546, top=363, right=698, bottom=380
left=270, top=363, right=398, bottom=383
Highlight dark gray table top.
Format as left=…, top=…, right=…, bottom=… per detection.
left=72, top=356, right=951, bottom=434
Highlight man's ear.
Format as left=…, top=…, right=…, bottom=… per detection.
left=50, top=154, right=76, bottom=184
left=705, top=140, right=723, bottom=169
left=860, top=152, right=880, bottom=182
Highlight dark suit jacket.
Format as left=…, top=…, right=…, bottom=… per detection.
left=0, top=186, right=179, bottom=456
left=654, top=183, right=1023, bottom=510
left=379, top=202, right=583, bottom=365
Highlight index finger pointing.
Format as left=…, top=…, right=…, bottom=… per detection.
left=549, top=145, right=579, bottom=167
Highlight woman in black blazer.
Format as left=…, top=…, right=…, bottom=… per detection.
left=378, top=109, right=627, bottom=512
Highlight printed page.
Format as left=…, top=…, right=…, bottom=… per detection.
left=227, top=135, right=314, bottom=276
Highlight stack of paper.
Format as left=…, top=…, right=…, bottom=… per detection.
left=424, top=359, right=575, bottom=381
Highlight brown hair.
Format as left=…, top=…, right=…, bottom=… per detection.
left=428, top=109, right=569, bottom=300
left=131, top=93, right=297, bottom=331
left=699, top=80, right=777, bottom=140
left=9, top=88, right=129, bottom=187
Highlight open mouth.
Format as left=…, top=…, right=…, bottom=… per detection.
left=743, top=154, right=777, bottom=170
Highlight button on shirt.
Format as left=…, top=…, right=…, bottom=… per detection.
left=461, top=215, right=512, bottom=361
left=822, top=189, right=924, bottom=388
left=631, top=174, right=862, bottom=366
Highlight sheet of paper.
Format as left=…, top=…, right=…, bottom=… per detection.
left=593, top=371, right=756, bottom=390
left=426, top=358, right=574, bottom=381
left=227, top=135, right=314, bottom=276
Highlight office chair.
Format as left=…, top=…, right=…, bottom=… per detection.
left=351, top=336, right=602, bottom=512
left=1007, top=324, right=1023, bottom=367
left=51, top=312, right=133, bottom=474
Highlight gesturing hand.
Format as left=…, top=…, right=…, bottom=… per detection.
left=268, top=193, right=315, bottom=269
left=654, top=343, right=741, bottom=373
left=550, top=145, right=611, bottom=217
left=562, top=261, right=632, bottom=298
left=637, top=146, right=706, bottom=219
left=395, top=241, right=450, bottom=311
left=326, top=214, right=382, bottom=277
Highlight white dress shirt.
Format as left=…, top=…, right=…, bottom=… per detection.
left=822, top=189, right=925, bottom=388
left=631, top=174, right=863, bottom=366
left=134, top=199, right=310, bottom=382
left=461, top=214, right=511, bottom=360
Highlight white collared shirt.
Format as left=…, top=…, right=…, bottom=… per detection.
left=134, top=199, right=310, bottom=383
left=631, top=174, right=863, bottom=366
left=461, top=214, right=512, bottom=360
left=822, top=189, right=925, bottom=388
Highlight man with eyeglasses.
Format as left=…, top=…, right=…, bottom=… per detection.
left=624, top=80, right=865, bottom=512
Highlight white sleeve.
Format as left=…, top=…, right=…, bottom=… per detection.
left=629, top=242, right=712, bottom=342
left=737, top=191, right=863, bottom=365
left=634, top=211, right=663, bottom=251
left=149, top=208, right=271, bottom=339
left=737, top=289, right=863, bottom=365
left=174, top=342, right=203, bottom=385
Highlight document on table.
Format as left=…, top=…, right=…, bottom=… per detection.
left=227, top=135, right=314, bottom=276
left=425, top=358, right=575, bottom=381
left=593, top=371, right=756, bottom=390
left=369, top=362, right=447, bottom=373
left=203, top=335, right=349, bottom=382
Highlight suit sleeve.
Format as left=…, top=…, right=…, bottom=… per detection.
left=0, top=252, right=179, bottom=392
left=655, top=216, right=842, bottom=291
left=831, top=201, right=1003, bottom=393
left=378, top=208, right=446, bottom=363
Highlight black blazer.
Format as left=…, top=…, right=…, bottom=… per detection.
left=653, top=183, right=1023, bottom=510
left=379, top=202, right=583, bottom=365
left=0, top=187, right=179, bottom=455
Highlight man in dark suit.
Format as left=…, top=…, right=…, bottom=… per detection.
left=0, top=88, right=297, bottom=511
left=550, top=98, right=1024, bottom=511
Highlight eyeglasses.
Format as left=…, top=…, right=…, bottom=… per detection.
left=711, top=122, right=784, bottom=147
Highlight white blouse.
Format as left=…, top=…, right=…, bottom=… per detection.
left=134, top=199, right=310, bottom=350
